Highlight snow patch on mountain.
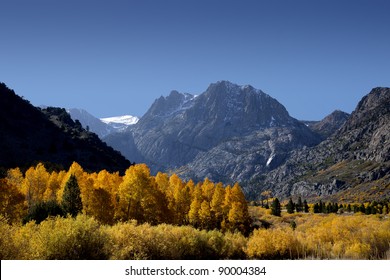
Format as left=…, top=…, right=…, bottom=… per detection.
left=100, top=115, right=139, bottom=126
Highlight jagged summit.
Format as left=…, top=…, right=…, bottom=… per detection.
left=106, top=81, right=321, bottom=183
left=309, top=110, right=350, bottom=139
left=196, top=81, right=292, bottom=129
left=339, top=87, right=390, bottom=133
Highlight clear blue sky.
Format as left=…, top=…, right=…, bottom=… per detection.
left=1, top=0, right=389, bottom=120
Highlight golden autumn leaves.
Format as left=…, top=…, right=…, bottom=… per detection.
left=1, top=162, right=251, bottom=233
left=1, top=162, right=390, bottom=260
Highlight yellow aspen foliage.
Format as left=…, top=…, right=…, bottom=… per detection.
left=95, top=170, right=122, bottom=211
left=0, top=179, right=26, bottom=223
left=117, top=164, right=167, bottom=224
left=228, top=202, right=248, bottom=228
left=246, top=228, right=299, bottom=259
left=89, top=187, right=114, bottom=224
left=185, top=179, right=195, bottom=196
left=188, top=197, right=202, bottom=227
left=231, top=183, right=247, bottom=204
left=6, top=167, right=24, bottom=190
left=210, top=184, right=225, bottom=228
left=96, top=169, right=122, bottom=196
left=168, top=173, right=184, bottom=221
left=344, top=242, right=371, bottom=259
left=198, top=200, right=212, bottom=230
left=155, top=172, right=170, bottom=194
left=54, top=170, right=68, bottom=203
left=43, top=172, right=61, bottom=201
left=222, top=185, right=232, bottom=217
left=67, top=162, right=85, bottom=179
left=201, top=178, right=215, bottom=203
left=22, top=163, right=50, bottom=207
left=172, top=179, right=192, bottom=225
left=80, top=177, right=95, bottom=216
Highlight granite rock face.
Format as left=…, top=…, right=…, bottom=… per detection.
left=106, top=81, right=321, bottom=184
left=255, top=87, right=390, bottom=201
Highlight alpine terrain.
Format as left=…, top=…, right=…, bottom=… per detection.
left=105, top=81, right=322, bottom=186
left=256, top=87, right=390, bottom=201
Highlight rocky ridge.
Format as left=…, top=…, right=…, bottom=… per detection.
left=0, top=83, right=131, bottom=174
left=255, top=87, right=390, bottom=202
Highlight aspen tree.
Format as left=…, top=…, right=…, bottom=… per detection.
left=210, top=184, right=226, bottom=229
left=22, top=163, right=50, bottom=207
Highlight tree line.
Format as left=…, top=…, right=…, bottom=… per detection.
left=0, top=162, right=251, bottom=234
left=258, top=196, right=390, bottom=216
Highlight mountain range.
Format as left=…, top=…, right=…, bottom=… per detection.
left=103, top=81, right=390, bottom=201
left=1, top=80, right=389, bottom=202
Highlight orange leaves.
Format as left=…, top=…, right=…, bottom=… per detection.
left=3, top=162, right=250, bottom=233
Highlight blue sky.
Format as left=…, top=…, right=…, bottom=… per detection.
left=1, top=0, right=389, bottom=120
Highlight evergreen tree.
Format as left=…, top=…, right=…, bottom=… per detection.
left=303, top=200, right=309, bottom=213
left=62, top=174, right=83, bottom=217
left=359, top=203, right=366, bottom=214
left=286, top=198, right=295, bottom=214
left=321, top=201, right=326, bottom=213
left=271, top=198, right=281, bottom=216
left=313, top=203, right=320, bottom=213
left=23, top=200, right=64, bottom=224
left=365, top=205, right=372, bottom=215
left=296, top=196, right=303, bottom=212
left=318, top=200, right=323, bottom=213
left=333, top=203, right=339, bottom=213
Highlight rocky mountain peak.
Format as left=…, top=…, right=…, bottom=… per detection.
left=340, top=87, right=390, bottom=133
left=142, top=90, right=195, bottom=119
left=309, top=110, right=350, bottom=139
left=106, top=81, right=321, bottom=184
left=189, top=81, right=292, bottom=130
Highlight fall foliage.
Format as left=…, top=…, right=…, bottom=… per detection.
left=0, top=162, right=251, bottom=233
left=0, top=162, right=389, bottom=260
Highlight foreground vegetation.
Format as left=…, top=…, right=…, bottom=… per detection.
left=1, top=212, right=389, bottom=260
left=1, top=162, right=389, bottom=260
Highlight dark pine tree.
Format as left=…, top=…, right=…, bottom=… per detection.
left=296, top=196, right=303, bottom=212
left=359, top=203, right=366, bottom=214
left=271, top=198, right=281, bottom=217
left=303, top=200, right=309, bottom=213
left=321, top=201, right=327, bottom=213
left=313, top=203, right=320, bottom=213
left=286, top=198, right=295, bottom=214
left=62, top=174, right=83, bottom=217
